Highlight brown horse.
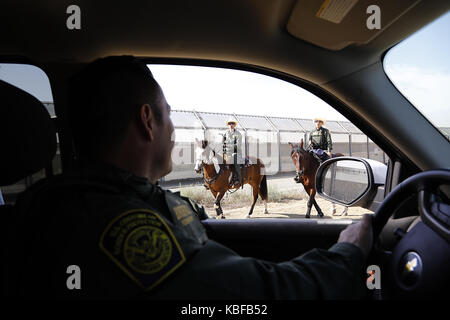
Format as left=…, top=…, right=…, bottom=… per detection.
left=194, top=140, right=268, bottom=219
left=289, top=139, right=345, bottom=218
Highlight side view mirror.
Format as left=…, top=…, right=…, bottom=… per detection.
left=316, top=157, right=387, bottom=208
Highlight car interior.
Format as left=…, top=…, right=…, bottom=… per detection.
left=1, top=0, right=449, bottom=299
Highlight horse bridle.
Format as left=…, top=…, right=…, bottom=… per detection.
left=198, top=149, right=222, bottom=185
left=291, top=148, right=305, bottom=178
left=202, top=164, right=223, bottom=185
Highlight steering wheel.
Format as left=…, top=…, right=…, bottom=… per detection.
left=370, top=169, right=450, bottom=299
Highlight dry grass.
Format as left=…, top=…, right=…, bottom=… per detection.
left=179, top=184, right=308, bottom=209
left=175, top=177, right=372, bottom=219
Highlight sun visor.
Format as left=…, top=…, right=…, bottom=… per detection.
left=286, top=0, right=420, bottom=50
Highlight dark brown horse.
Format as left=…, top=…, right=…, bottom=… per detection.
left=194, top=140, right=268, bottom=219
left=289, top=139, right=345, bottom=218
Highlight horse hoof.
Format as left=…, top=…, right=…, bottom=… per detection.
left=305, top=215, right=310, bottom=219
left=332, top=210, right=337, bottom=215
left=319, top=213, right=324, bottom=218
left=263, top=209, right=269, bottom=214
left=245, top=214, right=251, bottom=219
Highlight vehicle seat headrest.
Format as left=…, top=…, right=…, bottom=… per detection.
left=0, top=80, right=57, bottom=186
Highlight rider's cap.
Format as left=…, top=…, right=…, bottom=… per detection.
left=226, top=117, right=237, bottom=125
left=314, top=117, right=326, bottom=125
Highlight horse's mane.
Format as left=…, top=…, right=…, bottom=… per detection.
left=211, top=149, right=224, bottom=164
left=200, top=140, right=225, bottom=165
left=290, top=146, right=306, bottom=156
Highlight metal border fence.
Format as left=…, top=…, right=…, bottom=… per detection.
left=29, top=103, right=450, bottom=183
left=165, top=109, right=395, bottom=181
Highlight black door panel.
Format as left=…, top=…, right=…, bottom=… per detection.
left=201, top=218, right=353, bottom=262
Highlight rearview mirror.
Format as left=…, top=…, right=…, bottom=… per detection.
left=316, top=157, right=387, bottom=208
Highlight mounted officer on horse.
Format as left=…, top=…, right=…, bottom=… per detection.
left=194, top=117, right=268, bottom=218
left=294, top=117, right=333, bottom=183
left=290, top=117, right=347, bottom=217
left=222, top=117, right=244, bottom=187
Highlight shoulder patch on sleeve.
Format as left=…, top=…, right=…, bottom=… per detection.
left=99, top=209, right=186, bottom=291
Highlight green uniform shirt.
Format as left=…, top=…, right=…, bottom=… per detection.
left=309, top=127, right=333, bottom=152
left=7, top=163, right=366, bottom=299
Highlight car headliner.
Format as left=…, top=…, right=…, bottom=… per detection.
left=1, top=0, right=449, bottom=85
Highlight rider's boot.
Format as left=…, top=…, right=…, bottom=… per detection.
left=233, top=165, right=241, bottom=187
left=321, top=153, right=330, bottom=162
left=237, top=165, right=243, bottom=189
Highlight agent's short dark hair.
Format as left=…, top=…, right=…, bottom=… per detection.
left=68, top=55, right=162, bottom=161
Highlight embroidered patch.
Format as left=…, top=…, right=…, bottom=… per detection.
left=100, top=209, right=185, bottom=290
left=173, top=205, right=195, bottom=226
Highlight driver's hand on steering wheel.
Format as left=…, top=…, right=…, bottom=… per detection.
left=337, top=214, right=373, bottom=258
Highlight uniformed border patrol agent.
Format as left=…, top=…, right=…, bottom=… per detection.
left=223, top=118, right=243, bottom=187
left=309, top=117, right=333, bottom=161
left=8, top=56, right=373, bottom=299
left=294, top=117, right=333, bottom=183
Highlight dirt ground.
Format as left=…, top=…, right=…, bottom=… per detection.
left=202, top=197, right=372, bottom=220
left=168, top=175, right=373, bottom=220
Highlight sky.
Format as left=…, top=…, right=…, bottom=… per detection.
left=150, top=64, right=350, bottom=121
left=384, top=10, right=450, bottom=127
left=0, top=10, right=449, bottom=127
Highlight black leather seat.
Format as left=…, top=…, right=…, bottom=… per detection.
left=0, top=79, right=56, bottom=295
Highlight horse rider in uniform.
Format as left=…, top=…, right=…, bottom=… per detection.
left=294, top=117, right=333, bottom=183
left=5, top=56, right=373, bottom=299
left=309, top=117, right=333, bottom=161
left=222, top=118, right=243, bottom=187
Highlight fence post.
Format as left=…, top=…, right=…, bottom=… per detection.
left=349, top=134, right=352, bottom=156
left=292, top=119, right=307, bottom=145
left=192, top=109, right=207, bottom=138
left=264, top=116, right=280, bottom=173
left=367, top=136, right=370, bottom=159
left=233, top=113, right=248, bottom=160
left=336, top=121, right=350, bottom=157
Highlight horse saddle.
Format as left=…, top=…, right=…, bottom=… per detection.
left=310, top=149, right=329, bottom=163
left=223, top=154, right=253, bottom=166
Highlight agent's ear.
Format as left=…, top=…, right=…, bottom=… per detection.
left=300, top=139, right=304, bottom=150
left=140, top=104, right=154, bottom=142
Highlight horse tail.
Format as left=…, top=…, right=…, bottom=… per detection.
left=259, top=175, right=268, bottom=201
